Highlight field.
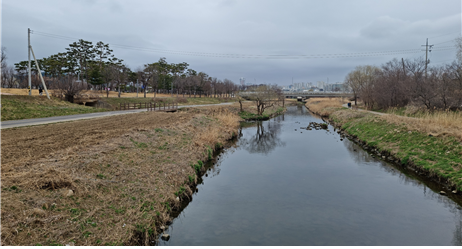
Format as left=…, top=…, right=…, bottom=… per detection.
left=100, top=96, right=233, bottom=110
left=1, top=88, right=236, bottom=121
left=1, top=104, right=242, bottom=246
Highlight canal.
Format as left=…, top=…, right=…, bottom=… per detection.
left=158, top=105, right=462, bottom=246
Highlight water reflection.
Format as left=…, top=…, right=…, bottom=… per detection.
left=454, top=216, right=462, bottom=245
left=238, top=119, right=286, bottom=155
left=342, top=128, right=462, bottom=246
left=159, top=106, right=462, bottom=246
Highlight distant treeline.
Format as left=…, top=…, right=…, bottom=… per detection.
left=3, top=39, right=239, bottom=99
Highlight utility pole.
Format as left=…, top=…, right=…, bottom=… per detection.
left=421, top=38, right=433, bottom=78
left=30, top=45, right=50, bottom=99
left=28, top=28, right=31, bottom=95
left=136, top=79, right=139, bottom=97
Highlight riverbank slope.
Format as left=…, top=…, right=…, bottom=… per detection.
left=305, top=98, right=462, bottom=193
left=1, top=104, right=244, bottom=246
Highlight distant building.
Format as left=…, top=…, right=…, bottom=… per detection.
left=240, top=77, right=246, bottom=86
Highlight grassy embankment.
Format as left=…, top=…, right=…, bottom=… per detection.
left=1, top=105, right=241, bottom=246
left=305, top=98, right=462, bottom=191
left=1, top=95, right=108, bottom=121
left=1, top=90, right=234, bottom=121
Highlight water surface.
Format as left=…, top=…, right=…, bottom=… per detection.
left=159, top=105, right=462, bottom=246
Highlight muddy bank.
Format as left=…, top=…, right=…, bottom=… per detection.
left=304, top=104, right=462, bottom=195
left=1, top=105, right=241, bottom=246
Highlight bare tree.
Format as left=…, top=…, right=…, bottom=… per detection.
left=55, top=76, right=87, bottom=103
left=247, top=85, right=280, bottom=115
left=345, top=65, right=378, bottom=106
left=456, top=37, right=462, bottom=63
left=373, top=58, right=409, bottom=109
left=406, top=58, right=438, bottom=109
left=2, top=66, right=16, bottom=88
left=1, top=46, right=7, bottom=70
left=447, top=61, right=462, bottom=107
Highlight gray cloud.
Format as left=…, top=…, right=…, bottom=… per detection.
left=2, top=0, right=460, bottom=85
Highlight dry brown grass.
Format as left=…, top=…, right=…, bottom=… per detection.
left=305, top=97, right=348, bottom=116
left=1, top=106, right=240, bottom=246
left=380, top=108, right=462, bottom=141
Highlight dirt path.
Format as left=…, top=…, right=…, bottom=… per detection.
left=342, top=103, right=387, bottom=116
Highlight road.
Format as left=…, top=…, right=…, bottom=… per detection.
left=0, top=102, right=234, bottom=129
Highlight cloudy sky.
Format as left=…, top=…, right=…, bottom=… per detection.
left=2, top=0, right=461, bottom=86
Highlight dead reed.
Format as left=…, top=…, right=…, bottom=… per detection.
left=382, top=107, right=462, bottom=141
left=1, top=107, right=240, bottom=246
left=305, top=97, right=348, bottom=116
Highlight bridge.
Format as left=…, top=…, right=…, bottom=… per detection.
left=283, top=92, right=352, bottom=99
left=238, top=91, right=352, bottom=100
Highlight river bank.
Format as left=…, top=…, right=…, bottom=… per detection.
left=304, top=98, right=462, bottom=193
left=1, top=104, right=245, bottom=246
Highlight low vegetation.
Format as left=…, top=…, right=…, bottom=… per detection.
left=1, top=95, right=107, bottom=121
left=101, top=96, right=233, bottom=110
left=236, top=101, right=285, bottom=121
left=0, top=92, right=235, bottom=121
left=238, top=107, right=285, bottom=120
left=304, top=97, right=349, bottom=116
left=306, top=97, right=462, bottom=192
left=1, top=105, right=241, bottom=246
left=382, top=107, right=462, bottom=142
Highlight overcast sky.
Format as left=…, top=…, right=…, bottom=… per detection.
left=2, top=0, right=461, bottom=86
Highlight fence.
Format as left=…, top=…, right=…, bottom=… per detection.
left=119, top=102, right=178, bottom=111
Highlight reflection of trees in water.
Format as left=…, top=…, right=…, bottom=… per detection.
left=238, top=120, right=286, bottom=155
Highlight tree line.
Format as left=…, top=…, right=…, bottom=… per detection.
left=345, top=39, right=462, bottom=110
left=3, top=39, right=239, bottom=102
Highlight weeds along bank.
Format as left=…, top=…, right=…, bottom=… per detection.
left=1, top=106, right=240, bottom=246
left=305, top=98, right=462, bottom=193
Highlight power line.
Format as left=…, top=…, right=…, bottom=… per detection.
left=428, top=31, right=461, bottom=39
left=30, top=30, right=447, bottom=60
left=433, top=40, right=458, bottom=45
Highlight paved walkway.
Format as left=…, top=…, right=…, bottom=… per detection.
left=342, top=104, right=387, bottom=116
left=1, top=102, right=233, bottom=129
